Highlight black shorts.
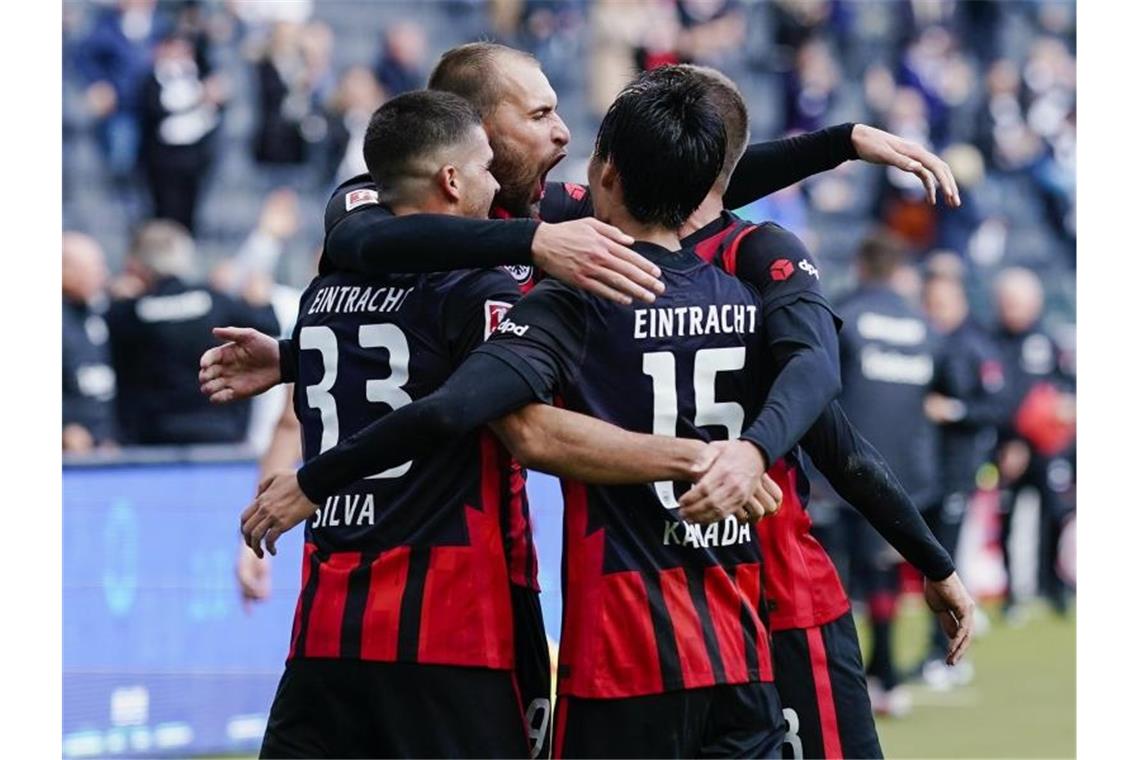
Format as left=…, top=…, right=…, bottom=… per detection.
left=259, top=658, right=530, bottom=759
left=771, top=611, right=882, bottom=759
left=514, top=585, right=553, bottom=758
left=552, top=681, right=784, bottom=759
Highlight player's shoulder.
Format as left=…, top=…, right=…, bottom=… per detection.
left=324, top=173, right=385, bottom=234
left=431, top=266, right=520, bottom=296
left=735, top=220, right=813, bottom=262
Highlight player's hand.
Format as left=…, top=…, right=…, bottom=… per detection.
left=236, top=542, right=271, bottom=611
left=532, top=218, right=665, bottom=305
left=678, top=440, right=777, bottom=524
left=924, top=572, right=976, bottom=666
left=199, top=327, right=281, bottom=403
left=851, top=124, right=961, bottom=207
left=241, top=470, right=319, bottom=558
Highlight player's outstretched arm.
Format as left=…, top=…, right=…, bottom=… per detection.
left=241, top=352, right=538, bottom=557
left=800, top=401, right=976, bottom=663
left=327, top=201, right=663, bottom=304
left=490, top=405, right=782, bottom=526
left=199, top=327, right=282, bottom=403
left=723, top=123, right=959, bottom=209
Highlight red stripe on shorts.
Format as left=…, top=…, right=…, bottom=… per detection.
left=807, top=626, right=843, bottom=758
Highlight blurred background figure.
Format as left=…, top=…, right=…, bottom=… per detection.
left=73, top=0, right=166, bottom=184
left=139, top=32, right=227, bottom=233
left=62, top=232, right=117, bottom=453
left=252, top=21, right=314, bottom=172
left=373, top=21, right=428, bottom=96
left=919, top=269, right=1006, bottom=688
left=106, top=220, right=278, bottom=446
left=323, top=66, right=386, bottom=186
left=833, top=230, right=942, bottom=717
left=991, top=267, right=1075, bottom=619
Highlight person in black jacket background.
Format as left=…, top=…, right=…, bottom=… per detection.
left=138, top=32, right=226, bottom=233
left=834, top=230, right=943, bottom=716
left=991, top=267, right=1075, bottom=618
left=107, top=220, right=278, bottom=445
left=918, top=269, right=1006, bottom=685
left=63, top=232, right=117, bottom=452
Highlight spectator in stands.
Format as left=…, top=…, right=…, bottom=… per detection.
left=323, top=66, right=386, bottom=186
left=63, top=232, right=117, bottom=452
left=373, top=22, right=428, bottom=97
left=991, top=267, right=1075, bottom=618
left=252, top=21, right=313, bottom=167
left=73, top=0, right=168, bottom=181
left=834, top=231, right=943, bottom=717
left=106, top=220, right=278, bottom=445
left=782, top=37, right=840, bottom=133
left=138, top=33, right=226, bottom=233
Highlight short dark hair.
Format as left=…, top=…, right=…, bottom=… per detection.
left=674, top=65, right=748, bottom=191
left=427, top=42, right=536, bottom=117
left=363, top=90, right=483, bottom=199
left=594, top=68, right=726, bottom=229
left=857, top=229, right=908, bottom=282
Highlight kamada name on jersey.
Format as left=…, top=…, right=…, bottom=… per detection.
left=311, top=493, right=376, bottom=529
left=663, top=514, right=753, bottom=548
left=634, top=303, right=759, bottom=340
left=307, top=285, right=414, bottom=316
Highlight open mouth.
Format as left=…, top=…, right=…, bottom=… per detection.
left=534, top=151, right=568, bottom=202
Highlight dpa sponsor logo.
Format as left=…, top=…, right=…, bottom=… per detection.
left=496, top=318, right=530, bottom=338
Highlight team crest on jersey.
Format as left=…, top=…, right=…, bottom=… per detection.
left=564, top=182, right=587, bottom=201
left=484, top=300, right=512, bottom=340
left=502, top=264, right=534, bottom=285
left=769, top=258, right=795, bottom=281
left=344, top=188, right=379, bottom=211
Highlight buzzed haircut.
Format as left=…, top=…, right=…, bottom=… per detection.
left=427, top=42, right=537, bottom=117
left=363, top=90, right=483, bottom=200
left=857, top=230, right=908, bottom=282
left=130, top=219, right=195, bottom=279
left=673, top=65, right=749, bottom=190
left=594, top=67, right=727, bottom=229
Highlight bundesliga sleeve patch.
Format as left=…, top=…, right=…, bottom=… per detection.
left=345, top=188, right=379, bottom=212
left=769, top=258, right=795, bottom=281
left=564, top=182, right=587, bottom=201
left=484, top=300, right=513, bottom=340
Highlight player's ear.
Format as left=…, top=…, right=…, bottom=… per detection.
left=598, top=160, right=619, bottom=192
left=438, top=164, right=462, bottom=203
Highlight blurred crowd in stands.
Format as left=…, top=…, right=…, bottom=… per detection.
left=62, top=0, right=1076, bottom=709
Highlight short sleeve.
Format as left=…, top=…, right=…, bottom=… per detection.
left=539, top=181, right=595, bottom=223
left=441, top=268, right=524, bottom=361
left=473, top=279, right=588, bottom=403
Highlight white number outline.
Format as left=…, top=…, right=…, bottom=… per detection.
left=642, top=347, right=747, bottom=508
left=299, top=323, right=413, bottom=480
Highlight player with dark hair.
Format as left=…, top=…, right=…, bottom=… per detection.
left=253, top=88, right=783, bottom=759
left=250, top=70, right=791, bottom=758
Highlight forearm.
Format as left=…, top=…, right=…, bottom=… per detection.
left=802, top=402, right=954, bottom=580
left=492, top=404, right=705, bottom=484
left=326, top=208, right=539, bottom=275
left=742, top=302, right=842, bottom=465
left=296, top=353, right=537, bottom=502
left=741, top=345, right=840, bottom=466
left=723, top=123, right=857, bottom=209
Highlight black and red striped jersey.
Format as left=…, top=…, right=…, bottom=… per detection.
left=287, top=265, right=525, bottom=668
left=321, top=175, right=541, bottom=593
left=687, top=212, right=850, bottom=630
left=476, top=241, right=775, bottom=699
